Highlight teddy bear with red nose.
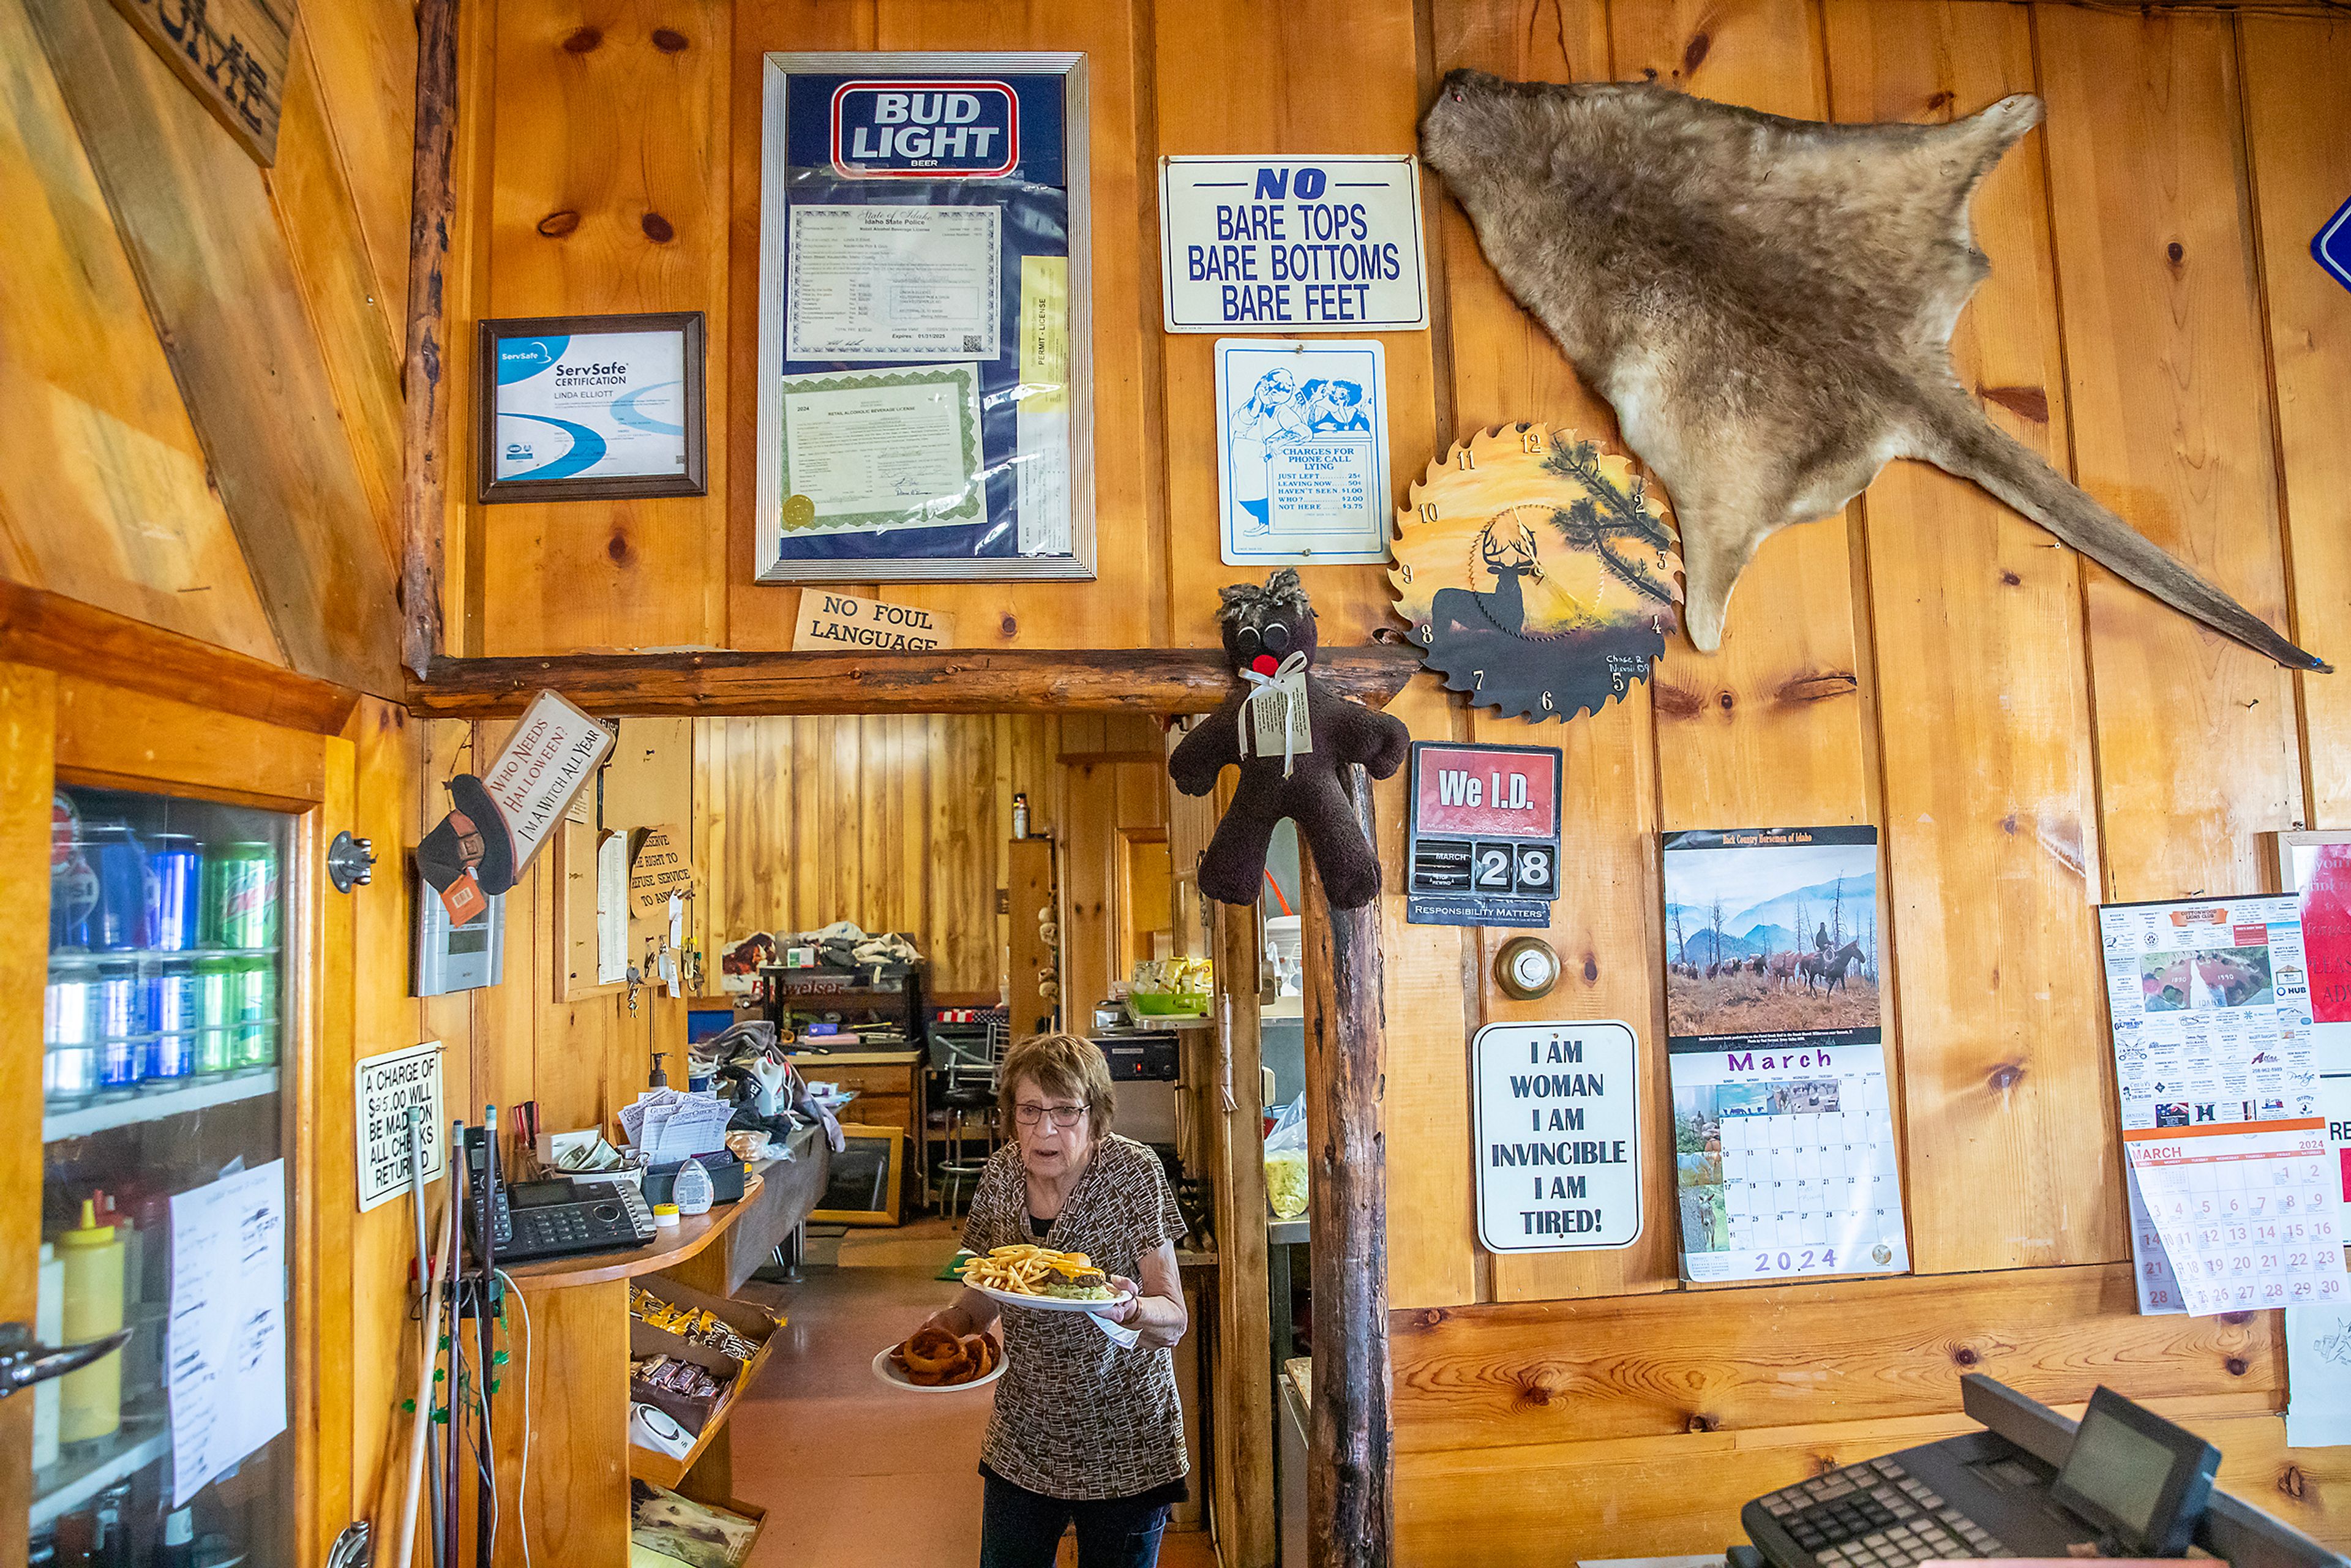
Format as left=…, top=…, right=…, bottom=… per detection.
left=1169, top=570, right=1411, bottom=910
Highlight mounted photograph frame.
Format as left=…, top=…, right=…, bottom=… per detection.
left=475, top=311, right=708, bottom=504
left=755, top=51, right=1097, bottom=583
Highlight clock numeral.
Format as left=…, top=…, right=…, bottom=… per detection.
left=1455, top=449, right=1476, bottom=471
left=1540, top=691, right=1554, bottom=712
left=1521, top=429, right=1543, bottom=454
left=1397, top=561, right=1414, bottom=583
left=1472, top=669, right=1484, bottom=690
left=1419, top=501, right=1439, bottom=522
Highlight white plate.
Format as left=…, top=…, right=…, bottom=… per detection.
left=971, top=1282, right=1135, bottom=1315
left=871, top=1341, right=1005, bottom=1394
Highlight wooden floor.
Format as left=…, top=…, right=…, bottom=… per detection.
left=732, top=1218, right=1220, bottom=1568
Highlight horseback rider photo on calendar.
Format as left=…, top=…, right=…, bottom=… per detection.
left=1660, top=826, right=1882, bottom=1048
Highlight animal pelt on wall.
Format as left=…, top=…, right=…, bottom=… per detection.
left=1419, top=71, right=2328, bottom=673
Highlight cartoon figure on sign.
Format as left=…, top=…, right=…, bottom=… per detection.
left=1228, top=368, right=1307, bottom=536
left=1392, top=424, right=1681, bottom=722
left=1300, top=378, right=1371, bottom=432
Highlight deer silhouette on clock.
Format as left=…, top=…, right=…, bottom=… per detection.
left=1390, top=424, right=1682, bottom=723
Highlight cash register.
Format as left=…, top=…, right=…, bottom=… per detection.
left=1736, top=1376, right=2347, bottom=1568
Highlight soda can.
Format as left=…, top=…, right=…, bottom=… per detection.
left=85, top=825, right=148, bottom=951
left=192, top=957, right=236, bottom=1076
left=46, top=1043, right=99, bottom=1105
left=146, top=962, right=200, bottom=1084
left=146, top=835, right=202, bottom=953
left=204, top=841, right=279, bottom=951
left=144, top=1030, right=196, bottom=1084
left=230, top=956, right=276, bottom=1070
left=96, top=962, right=143, bottom=1094
left=44, top=972, right=96, bottom=1045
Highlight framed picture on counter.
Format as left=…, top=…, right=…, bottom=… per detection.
left=754, top=52, right=1095, bottom=583
left=476, top=312, right=708, bottom=504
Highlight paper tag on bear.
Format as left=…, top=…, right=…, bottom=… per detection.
left=1245, top=678, right=1313, bottom=764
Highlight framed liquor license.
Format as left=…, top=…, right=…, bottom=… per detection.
left=1404, top=741, right=1563, bottom=928
left=756, top=53, right=1095, bottom=583
left=476, top=313, right=708, bottom=504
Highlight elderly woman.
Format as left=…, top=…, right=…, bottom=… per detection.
left=923, top=1032, right=1190, bottom=1567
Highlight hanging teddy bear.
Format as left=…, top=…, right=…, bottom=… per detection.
left=1169, top=569, right=1411, bottom=910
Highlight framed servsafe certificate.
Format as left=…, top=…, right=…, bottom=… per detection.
left=476, top=312, right=707, bottom=503
left=756, top=53, right=1094, bottom=582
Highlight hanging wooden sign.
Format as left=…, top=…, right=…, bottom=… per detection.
left=106, top=0, right=293, bottom=166
left=1390, top=425, right=1680, bottom=723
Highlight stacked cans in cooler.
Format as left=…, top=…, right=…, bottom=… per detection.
left=45, top=798, right=282, bottom=1106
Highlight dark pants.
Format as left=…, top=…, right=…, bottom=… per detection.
left=979, top=1469, right=1172, bottom=1568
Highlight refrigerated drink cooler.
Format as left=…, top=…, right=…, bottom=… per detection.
left=31, top=785, right=294, bottom=1566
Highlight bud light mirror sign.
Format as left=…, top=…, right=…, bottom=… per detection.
left=1404, top=741, right=1564, bottom=929
left=758, top=52, right=1095, bottom=585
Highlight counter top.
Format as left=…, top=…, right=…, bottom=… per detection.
left=788, top=1049, right=923, bottom=1066
left=501, top=1175, right=764, bottom=1289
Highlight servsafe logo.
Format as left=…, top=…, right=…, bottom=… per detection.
left=830, top=80, right=1019, bottom=178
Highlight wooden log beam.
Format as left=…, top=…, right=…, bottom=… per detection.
left=0, top=579, right=356, bottom=735
left=399, top=0, right=459, bottom=679
left=406, top=645, right=1422, bottom=718
left=1302, top=764, right=1393, bottom=1568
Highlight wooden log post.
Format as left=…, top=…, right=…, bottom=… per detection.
left=399, top=0, right=459, bottom=679
left=1300, top=763, right=1392, bottom=1568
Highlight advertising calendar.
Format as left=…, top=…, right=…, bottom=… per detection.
left=2099, top=894, right=2344, bottom=1316
left=1662, top=827, right=1910, bottom=1284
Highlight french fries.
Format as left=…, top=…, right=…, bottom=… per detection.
left=961, top=1244, right=1109, bottom=1298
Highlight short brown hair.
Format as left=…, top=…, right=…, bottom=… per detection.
left=999, top=1032, right=1116, bottom=1138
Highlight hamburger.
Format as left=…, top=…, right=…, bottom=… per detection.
left=1041, top=1251, right=1114, bottom=1301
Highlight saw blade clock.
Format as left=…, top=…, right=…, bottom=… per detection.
left=1390, top=424, right=1682, bottom=722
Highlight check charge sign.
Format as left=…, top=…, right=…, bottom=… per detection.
left=1159, top=156, right=1430, bottom=332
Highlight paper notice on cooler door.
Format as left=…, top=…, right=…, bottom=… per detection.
left=168, top=1160, right=288, bottom=1506
left=1015, top=255, right=1071, bottom=557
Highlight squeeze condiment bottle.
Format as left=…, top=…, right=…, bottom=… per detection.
left=58, top=1196, right=126, bottom=1442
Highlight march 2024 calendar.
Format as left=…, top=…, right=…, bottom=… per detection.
left=1663, top=828, right=1910, bottom=1284
left=2099, top=894, right=2345, bottom=1316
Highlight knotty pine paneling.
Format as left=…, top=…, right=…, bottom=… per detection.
left=2239, top=17, right=2351, bottom=827
left=1821, top=0, right=2119, bottom=1273
left=28, top=0, right=403, bottom=696
left=2038, top=9, right=2306, bottom=901
left=699, top=714, right=1063, bottom=995
left=0, top=0, right=284, bottom=665
left=481, top=1, right=732, bottom=655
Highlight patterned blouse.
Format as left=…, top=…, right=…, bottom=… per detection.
left=961, top=1133, right=1190, bottom=1500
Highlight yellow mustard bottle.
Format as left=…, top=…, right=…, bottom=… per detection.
left=58, top=1198, right=125, bottom=1444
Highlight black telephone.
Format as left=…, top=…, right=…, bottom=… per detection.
left=461, top=1128, right=658, bottom=1262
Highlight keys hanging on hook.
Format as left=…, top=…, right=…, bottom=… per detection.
left=625, top=963, right=643, bottom=1015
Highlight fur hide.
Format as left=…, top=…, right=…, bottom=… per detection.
left=1420, top=72, right=2327, bottom=673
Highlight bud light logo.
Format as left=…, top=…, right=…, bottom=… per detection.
left=831, top=80, right=1018, bottom=178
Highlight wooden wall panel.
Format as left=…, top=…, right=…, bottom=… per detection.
left=2240, top=18, right=2351, bottom=827
left=1821, top=0, right=2118, bottom=1273
left=294, top=0, right=419, bottom=334
left=1152, top=0, right=1436, bottom=645
left=482, top=0, right=730, bottom=655
left=697, top=713, right=1063, bottom=995
left=1398, top=1403, right=2320, bottom=1567
left=0, top=0, right=285, bottom=664
left=1392, top=1261, right=2273, bottom=1454
left=28, top=0, right=403, bottom=696
left=269, top=41, right=406, bottom=569
left=2037, top=10, right=2304, bottom=902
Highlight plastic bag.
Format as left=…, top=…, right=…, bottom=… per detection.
left=1264, top=1097, right=1309, bottom=1220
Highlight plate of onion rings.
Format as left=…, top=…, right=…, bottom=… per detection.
left=873, top=1326, right=1005, bottom=1393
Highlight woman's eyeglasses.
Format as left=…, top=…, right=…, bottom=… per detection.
left=1013, top=1103, right=1088, bottom=1130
